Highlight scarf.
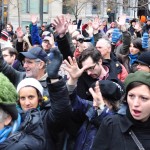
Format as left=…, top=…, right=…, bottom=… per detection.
left=128, top=54, right=139, bottom=66
left=0, top=113, right=21, bottom=143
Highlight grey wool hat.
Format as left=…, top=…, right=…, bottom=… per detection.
left=0, top=73, right=18, bottom=120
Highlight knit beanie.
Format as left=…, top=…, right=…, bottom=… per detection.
left=111, top=28, right=122, bottom=43
left=1, top=30, right=9, bottom=41
left=91, top=80, right=124, bottom=101
left=98, top=80, right=124, bottom=101
left=142, top=32, right=149, bottom=49
left=135, top=51, right=150, bottom=67
left=124, top=71, right=150, bottom=88
left=0, top=73, right=18, bottom=120
left=17, top=78, right=43, bottom=96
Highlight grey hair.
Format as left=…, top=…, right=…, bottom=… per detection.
left=97, top=38, right=111, bottom=48
left=35, top=58, right=46, bottom=69
left=0, top=106, right=9, bottom=123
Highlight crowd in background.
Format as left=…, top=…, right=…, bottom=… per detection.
left=0, top=13, right=150, bottom=150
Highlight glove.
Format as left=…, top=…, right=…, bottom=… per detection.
left=142, top=32, right=149, bottom=49
left=46, top=47, right=63, bottom=79
left=111, top=28, right=121, bottom=43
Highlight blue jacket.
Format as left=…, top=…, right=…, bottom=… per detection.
left=31, top=24, right=42, bottom=45
left=69, top=91, right=116, bottom=150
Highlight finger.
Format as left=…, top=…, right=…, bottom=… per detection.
left=94, top=81, right=100, bottom=93
left=72, top=57, right=77, bottom=64
left=89, top=87, right=96, bottom=98
left=53, top=19, right=59, bottom=26
left=68, top=56, right=74, bottom=66
left=63, top=59, right=72, bottom=68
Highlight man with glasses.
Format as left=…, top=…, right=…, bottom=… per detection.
left=1, top=47, right=24, bottom=72
left=0, top=46, right=49, bottom=99
left=72, top=48, right=120, bottom=100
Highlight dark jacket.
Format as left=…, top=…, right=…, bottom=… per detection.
left=115, top=31, right=131, bottom=55
left=12, top=59, right=25, bottom=72
left=40, top=78, right=71, bottom=150
left=69, top=92, right=116, bottom=150
left=0, top=109, right=46, bottom=150
left=92, top=113, right=150, bottom=150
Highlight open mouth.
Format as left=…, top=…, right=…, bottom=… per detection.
left=132, top=109, right=141, bottom=117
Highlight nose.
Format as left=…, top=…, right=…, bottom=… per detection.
left=133, top=97, right=140, bottom=107
left=25, top=98, right=31, bottom=106
left=87, top=70, right=92, bottom=75
left=136, top=64, right=141, bottom=70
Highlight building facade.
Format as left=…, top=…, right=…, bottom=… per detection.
left=0, top=0, right=149, bottom=30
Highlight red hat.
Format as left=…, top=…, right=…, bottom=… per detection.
left=1, top=30, right=9, bottom=41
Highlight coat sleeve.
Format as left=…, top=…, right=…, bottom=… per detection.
left=0, top=50, right=25, bottom=87
left=92, top=116, right=113, bottom=150
left=120, top=31, right=131, bottom=55
left=31, top=24, right=42, bottom=45
left=57, top=33, right=73, bottom=60
left=46, top=78, right=71, bottom=123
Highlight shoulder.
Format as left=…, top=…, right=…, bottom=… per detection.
left=101, top=114, right=120, bottom=126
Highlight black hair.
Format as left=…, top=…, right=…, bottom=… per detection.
left=132, top=38, right=145, bottom=52
left=78, top=48, right=103, bottom=68
left=124, top=82, right=150, bottom=102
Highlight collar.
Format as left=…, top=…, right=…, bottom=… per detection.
left=118, top=115, right=133, bottom=133
left=39, top=73, right=48, bottom=81
left=99, top=65, right=109, bottom=80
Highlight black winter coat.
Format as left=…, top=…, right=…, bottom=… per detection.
left=92, top=114, right=150, bottom=150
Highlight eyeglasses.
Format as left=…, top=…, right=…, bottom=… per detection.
left=84, top=63, right=97, bottom=72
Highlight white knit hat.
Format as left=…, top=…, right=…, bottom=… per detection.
left=17, top=78, right=43, bottom=96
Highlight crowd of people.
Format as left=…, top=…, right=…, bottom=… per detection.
left=0, top=13, right=150, bottom=150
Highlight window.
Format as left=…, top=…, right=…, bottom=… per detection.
left=43, top=0, right=48, bottom=14
left=92, top=4, right=98, bottom=14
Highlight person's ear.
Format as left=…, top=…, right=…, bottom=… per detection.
left=39, top=61, right=45, bottom=69
left=98, top=59, right=102, bottom=65
left=11, top=54, right=16, bottom=60
left=4, top=115, right=12, bottom=126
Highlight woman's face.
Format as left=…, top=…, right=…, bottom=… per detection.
left=19, top=87, right=39, bottom=111
left=127, top=84, right=150, bottom=122
left=129, top=43, right=140, bottom=55
left=6, top=25, right=12, bottom=32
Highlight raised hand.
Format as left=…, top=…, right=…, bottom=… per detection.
left=52, top=15, right=69, bottom=37
left=16, top=27, right=24, bottom=38
left=89, top=81, right=105, bottom=109
left=117, top=14, right=126, bottom=25
left=92, top=17, right=101, bottom=30
left=31, top=15, right=38, bottom=25
left=62, top=56, right=85, bottom=80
